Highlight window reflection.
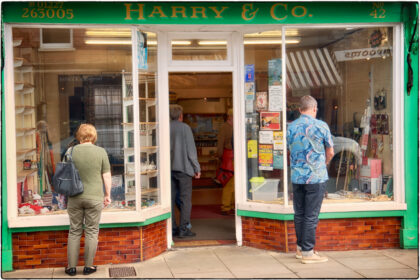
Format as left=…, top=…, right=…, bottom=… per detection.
left=286, top=27, right=394, bottom=203
left=13, top=28, right=133, bottom=215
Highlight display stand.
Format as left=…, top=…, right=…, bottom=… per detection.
left=14, top=38, right=38, bottom=201
left=122, top=71, right=158, bottom=208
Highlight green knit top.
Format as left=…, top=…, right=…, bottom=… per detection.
left=70, top=143, right=111, bottom=201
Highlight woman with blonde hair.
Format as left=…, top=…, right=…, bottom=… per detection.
left=64, top=124, right=112, bottom=276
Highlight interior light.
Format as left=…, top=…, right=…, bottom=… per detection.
left=198, top=41, right=227, bottom=45
left=85, top=39, right=132, bottom=45
left=244, top=39, right=300, bottom=44
left=244, top=30, right=299, bottom=37
left=171, top=40, right=192, bottom=45
left=85, top=30, right=131, bottom=37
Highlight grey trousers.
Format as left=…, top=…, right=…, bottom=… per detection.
left=171, top=171, right=193, bottom=231
left=67, top=197, right=103, bottom=268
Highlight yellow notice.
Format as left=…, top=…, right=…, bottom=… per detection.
left=248, top=140, right=258, bottom=158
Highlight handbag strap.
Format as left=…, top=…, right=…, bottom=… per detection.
left=64, top=146, right=75, bottom=162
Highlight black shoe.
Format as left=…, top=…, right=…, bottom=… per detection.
left=65, top=267, right=76, bottom=276
left=178, top=229, right=196, bottom=238
left=83, top=266, right=97, bottom=275
left=172, top=228, right=180, bottom=237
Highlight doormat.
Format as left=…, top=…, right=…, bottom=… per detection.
left=174, top=239, right=236, bottom=247
left=109, top=266, right=137, bottom=278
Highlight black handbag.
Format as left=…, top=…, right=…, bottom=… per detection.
left=52, top=147, right=84, bottom=197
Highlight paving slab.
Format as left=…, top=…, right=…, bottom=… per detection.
left=2, top=268, right=54, bottom=279
left=380, top=249, right=419, bottom=270
left=357, top=268, right=419, bottom=278
left=334, top=255, right=411, bottom=270
left=52, top=265, right=109, bottom=278
left=133, top=255, right=174, bottom=278
left=296, top=268, right=364, bottom=279
left=323, top=249, right=385, bottom=258
left=164, top=247, right=229, bottom=275
left=173, top=271, right=235, bottom=278
left=214, top=246, right=296, bottom=278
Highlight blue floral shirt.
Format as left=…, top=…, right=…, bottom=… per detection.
left=287, top=114, right=333, bottom=184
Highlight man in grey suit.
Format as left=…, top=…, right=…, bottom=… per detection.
left=170, top=104, right=201, bottom=238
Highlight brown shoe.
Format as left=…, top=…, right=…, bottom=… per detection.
left=301, top=252, right=328, bottom=264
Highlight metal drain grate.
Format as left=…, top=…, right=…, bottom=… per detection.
left=109, top=266, right=137, bottom=278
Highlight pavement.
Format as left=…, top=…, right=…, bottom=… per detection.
left=2, top=245, right=419, bottom=279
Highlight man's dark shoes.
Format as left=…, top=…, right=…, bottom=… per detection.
left=172, top=228, right=180, bottom=237
left=65, top=267, right=76, bottom=276
left=83, top=266, right=97, bottom=275
left=178, top=229, right=196, bottom=238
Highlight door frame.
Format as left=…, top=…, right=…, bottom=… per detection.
left=159, top=31, right=244, bottom=247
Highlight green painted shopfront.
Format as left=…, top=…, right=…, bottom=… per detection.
left=1, top=1, right=418, bottom=271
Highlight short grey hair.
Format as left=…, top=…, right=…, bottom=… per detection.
left=170, top=104, right=183, bottom=120
left=299, top=95, right=317, bottom=111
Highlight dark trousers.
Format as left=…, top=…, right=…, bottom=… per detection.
left=292, top=182, right=326, bottom=252
left=171, top=171, right=193, bottom=231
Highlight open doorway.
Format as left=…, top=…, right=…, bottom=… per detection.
left=169, top=72, right=236, bottom=246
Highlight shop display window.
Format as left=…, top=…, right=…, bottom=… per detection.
left=244, top=30, right=286, bottom=204
left=135, top=30, right=161, bottom=208
left=12, top=27, right=136, bottom=216
left=244, top=27, right=395, bottom=205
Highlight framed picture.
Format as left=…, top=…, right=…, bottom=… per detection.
left=260, top=111, right=281, bottom=130
left=256, top=92, right=268, bottom=111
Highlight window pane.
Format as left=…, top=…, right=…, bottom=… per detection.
left=171, top=38, right=227, bottom=61
left=136, top=30, right=160, bottom=208
left=244, top=30, right=285, bottom=204
left=13, top=27, right=133, bottom=215
left=286, top=27, right=394, bottom=203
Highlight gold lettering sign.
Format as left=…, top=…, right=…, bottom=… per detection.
left=270, top=3, right=287, bottom=21
left=171, top=6, right=187, bottom=18
left=242, top=3, right=259, bottom=21
left=124, top=3, right=145, bottom=20
left=209, top=6, right=228, bottom=18
left=191, top=6, right=207, bottom=18
left=291, top=6, right=307, bottom=18
left=148, top=6, right=167, bottom=18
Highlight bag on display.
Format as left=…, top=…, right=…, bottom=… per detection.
left=221, top=148, right=234, bottom=171
left=215, top=168, right=233, bottom=187
left=52, top=147, right=84, bottom=197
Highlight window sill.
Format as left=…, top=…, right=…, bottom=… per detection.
left=237, top=201, right=407, bottom=215
left=8, top=206, right=171, bottom=228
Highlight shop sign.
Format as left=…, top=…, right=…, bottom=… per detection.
left=2, top=2, right=402, bottom=25
left=334, top=47, right=392, bottom=61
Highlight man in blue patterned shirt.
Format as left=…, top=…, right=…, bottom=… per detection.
left=287, top=95, right=334, bottom=264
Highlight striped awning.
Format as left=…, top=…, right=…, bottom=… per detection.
left=286, top=48, right=342, bottom=90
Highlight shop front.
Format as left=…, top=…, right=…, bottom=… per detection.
left=1, top=1, right=418, bottom=271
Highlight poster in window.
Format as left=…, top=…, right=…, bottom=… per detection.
left=245, top=64, right=255, bottom=82
left=245, top=82, right=255, bottom=100
left=137, top=31, right=148, bottom=70
left=273, top=131, right=284, bottom=150
left=259, top=130, right=273, bottom=144
left=268, top=58, right=282, bottom=86
left=247, top=140, right=258, bottom=158
left=256, top=92, right=268, bottom=111
left=260, top=112, right=281, bottom=130
left=273, top=150, right=284, bottom=169
left=269, top=85, right=282, bottom=111
left=259, top=144, right=273, bottom=171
